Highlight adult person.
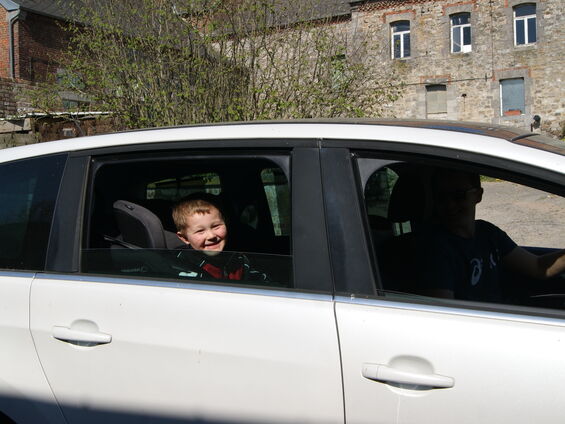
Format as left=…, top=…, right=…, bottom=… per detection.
left=417, top=168, right=565, bottom=301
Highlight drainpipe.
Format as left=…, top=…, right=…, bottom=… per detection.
left=8, top=9, right=20, bottom=79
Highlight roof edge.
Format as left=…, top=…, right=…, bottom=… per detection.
left=0, top=0, right=20, bottom=12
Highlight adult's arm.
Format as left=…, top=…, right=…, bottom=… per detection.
left=503, top=247, right=565, bottom=280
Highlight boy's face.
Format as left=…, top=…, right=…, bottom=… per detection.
left=176, top=206, right=227, bottom=252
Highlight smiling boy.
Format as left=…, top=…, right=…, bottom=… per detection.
left=174, top=197, right=228, bottom=253
left=172, top=194, right=268, bottom=282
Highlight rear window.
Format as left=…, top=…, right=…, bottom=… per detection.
left=0, top=154, right=66, bottom=271
left=147, top=172, right=221, bottom=200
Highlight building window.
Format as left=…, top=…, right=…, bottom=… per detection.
left=451, top=13, right=471, bottom=53
left=426, top=85, right=447, bottom=117
left=514, top=4, right=536, bottom=45
left=500, top=78, right=525, bottom=116
left=391, top=21, right=410, bottom=59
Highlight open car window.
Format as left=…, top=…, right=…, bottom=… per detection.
left=81, top=153, right=293, bottom=289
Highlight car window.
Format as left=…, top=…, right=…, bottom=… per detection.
left=0, top=154, right=67, bottom=271
left=359, top=158, right=565, bottom=312
left=260, top=167, right=291, bottom=236
left=81, top=154, right=293, bottom=289
left=147, top=172, right=221, bottom=200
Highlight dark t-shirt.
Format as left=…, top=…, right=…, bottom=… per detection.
left=419, top=220, right=517, bottom=302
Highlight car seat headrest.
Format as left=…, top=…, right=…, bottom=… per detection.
left=113, top=200, right=167, bottom=249
left=387, top=171, right=430, bottom=224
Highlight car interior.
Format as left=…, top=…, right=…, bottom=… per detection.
left=363, top=161, right=565, bottom=310
left=81, top=154, right=293, bottom=287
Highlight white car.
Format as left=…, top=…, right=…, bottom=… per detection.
left=0, top=120, right=564, bottom=423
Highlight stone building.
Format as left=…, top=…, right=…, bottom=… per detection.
left=346, top=0, right=564, bottom=136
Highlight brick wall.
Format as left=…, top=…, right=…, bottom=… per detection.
left=0, top=9, right=70, bottom=117
left=0, top=8, right=10, bottom=79
left=16, top=12, right=70, bottom=82
left=0, top=8, right=70, bottom=81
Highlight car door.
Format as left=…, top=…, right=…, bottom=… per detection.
left=321, top=145, right=565, bottom=424
left=0, top=154, right=67, bottom=423
left=29, top=145, right=344, bottom=423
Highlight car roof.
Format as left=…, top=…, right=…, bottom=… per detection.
left=1, top=119, right=563, bottom=173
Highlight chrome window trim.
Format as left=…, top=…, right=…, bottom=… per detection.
left=335, top=295, right=565, bottom=327
left=35, top=273, right=333, bottom=302
left=0, top=270, right=35, bottom=278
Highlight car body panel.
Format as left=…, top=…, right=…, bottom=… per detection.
left=30, top=275, right=344, bottom=423
left=0, top=121, right=562, bottom=175
left=0, top=273, right=65, bottom=423
left=336, top=296, right=565, bottom=423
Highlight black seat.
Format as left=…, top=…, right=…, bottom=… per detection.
left=113, top=200, right=181, bottom=249
left=378, top=167, right=433, bottom=293
left=137, top=199, right=176, bottom=233
left=387, top=168, right=431, bottom=233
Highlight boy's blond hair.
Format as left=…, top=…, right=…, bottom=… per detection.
left=172, top=198, right=224, bottom=231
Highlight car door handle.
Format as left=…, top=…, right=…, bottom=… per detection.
left=52, top=326, right=112, bottom=345
left=362, top=363, right=454, bottom=388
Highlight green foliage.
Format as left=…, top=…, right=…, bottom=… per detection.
left=32, top=0, right=403, bottom=129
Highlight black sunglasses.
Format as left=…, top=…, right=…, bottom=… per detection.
left=436, top=187, right=480, bottom=202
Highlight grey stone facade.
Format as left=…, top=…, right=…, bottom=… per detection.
left=347, top=0, right=564, bottom=137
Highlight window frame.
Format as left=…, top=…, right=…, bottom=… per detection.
left=450, top=12, right=472, bottom=53
left=327, top=143, right=565, bottom=319
left=425, top=84, right=448, bottom=116
left=500, top=77, right=525, bottom=116
left=513, top=3, right=537, bottom=46
left=391, top=20, right=411, bottom=59
left=320, top=138, right=563, bottom=313
left=45, top=140, right=334, bottom=294
left=82, top=152, right=291, bottom=285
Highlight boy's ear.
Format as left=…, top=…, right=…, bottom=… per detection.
left=176, top=231, right=190, bottom=245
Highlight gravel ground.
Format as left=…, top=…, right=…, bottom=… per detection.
left=476, top=181, right=565, bottom=248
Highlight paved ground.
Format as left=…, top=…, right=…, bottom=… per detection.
left=477, top=181, right=565, bottom=247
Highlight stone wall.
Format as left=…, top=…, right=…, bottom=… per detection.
left=350, top=0, right=565, bottom=137
left=0, top=113, right=116, bottom=148
left=0, top=131, right=37, bottom=149
left=0, top=77, right=34, bottom=118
